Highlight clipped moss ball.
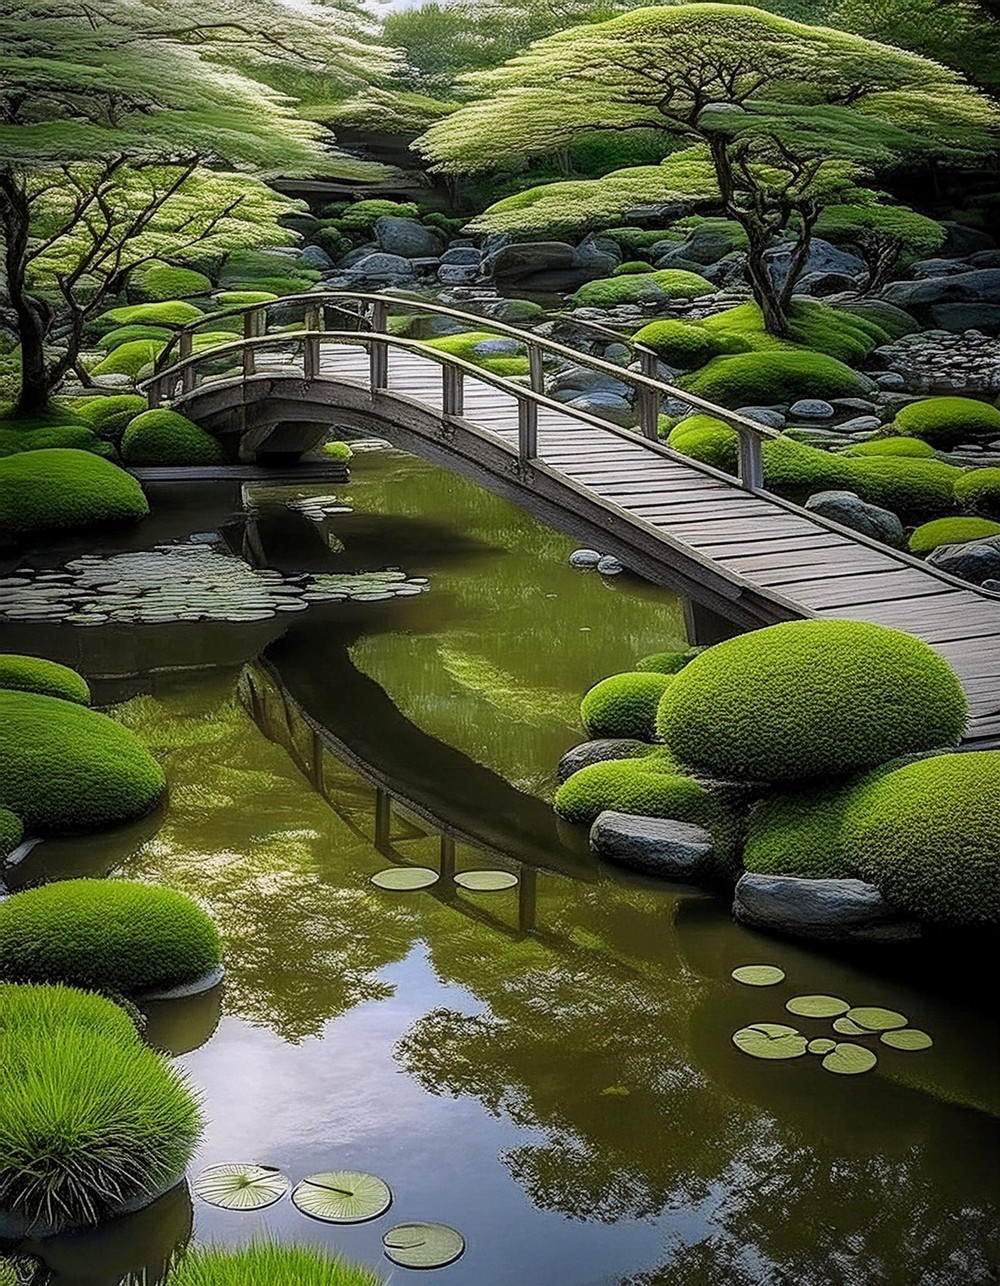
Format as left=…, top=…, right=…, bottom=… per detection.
left=908, top=516, right=1000, bottom=554
left=571, top=269, right=714, bottom=309
left=0, top=691, right=165, bottom=832
left=580, top=671, right=674, bottom=740
left=0, top=654, right=90, bottom=705
left=679, top=350, right=869, bottom=407
left=614, top=260, right=656, bottom=275
left=131, top=261, right=213, bottom=302
left=667, top=416, right=738, bottom=472
left=555, top=759, right=699, bottom=826
left=73, top=394, right=148, bottom=440
left=0, top=449, right=148, bottom=535
left=0, top=878, right=221, bottom=994
left=121, top=409, right=225, bottom=466
left=0, top=810, right=23, bottom=858
left=96, top=300, right=204, bottom=331
left=955, top=467, right=1000, bottom=520
left=90, top=339, right=166, bottom=378
left=324, top=440, right=353, bottom=462
left=0, top=423, right=106, bottom=458
left=95, top=324, right=174, bottom=353
left=842, top=437, right=935, bottom=459
left=893, top=397, right=1000, bottom=450
left=635, top=649, right=701, bottom=674
left=656, top=621, right=967, bottom=783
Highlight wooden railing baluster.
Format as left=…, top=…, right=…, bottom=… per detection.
left=518, top=395, right=538, bottom=462
left=370, top=299, right=389, bottom=390
left=442, top=364, right=464, bottom=418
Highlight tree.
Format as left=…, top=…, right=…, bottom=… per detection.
left=416, top=3, right=998, bottom=334
left=0, top=0, right=396, bottom=413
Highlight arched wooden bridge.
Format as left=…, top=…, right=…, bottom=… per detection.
left=142, top=291, right=1000, bottom=748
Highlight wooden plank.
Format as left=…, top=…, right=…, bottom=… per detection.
left=703, top=534, right=851, bottom=558
left=656, top=516, right=813, bottom=541
left=720, top=545, right=890, bottom=573
left=788, top=571, right=958, bottom=608
left=741, top=557, right=906, bottom=586
left=630, top=499, right=779, bottom=519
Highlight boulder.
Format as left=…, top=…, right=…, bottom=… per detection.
left=736, top=406, right=786, bottom=429
left=597, top=554, right=624, bottom=574
left=441, top=246, right=481, bottom=266
left=590, top=811, right=714, bottom=878
left=485, top=241, right=575, bottom=284
left=479, top=298, right=545, bottom=325
left=733, top=872, right=922, bottom=942
left=881, top=269, right=1000, bottom=312
left=835, top=415, right=883, bottom=434
left=875, top=371, right=906, bottom=390
left=926, top=535, right=1000, bottom=586
left=338, top=244, right=378, bottom=267
left=793, top=270, right=865, bottom=296
left=939, top=222, right=996, bottom=259
left=473, top=337, right=523, bottom=357
left=930, top=304, right=1000, bottom=335
left=342, top=252, right=414, bottom=283
left=656, top=226, right=737, bottom=267
left=831, top=398, right=880, bottom=415
left=375, top=216, right=445, bottom=259
left=765, top=238, right=867, bottom=289
left=557, top=738, right=649, bottom=781
left=603, top=343, right=631, bottom=366
left=804, top=489, right=905, bottom=548
left=572, top=233, right=620, bottom=277
left=565, top=392, right=635, bottom=426
left=437, top=264, right=479, bottom=286
left=568, top=548, right=602, bottom=569
left=300, top=244, right=335, bottom=271
left=970, top=249, right=1000, bottom=269
left=910, top=257, right=973, bottom=279
left=789, top=398, right=835, bottom=420
left=550, top=366, right=631, bottom=399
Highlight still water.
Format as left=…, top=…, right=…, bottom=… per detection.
left=7, top=449, right=999, bottom=1286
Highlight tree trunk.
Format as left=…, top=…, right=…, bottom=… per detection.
left=1, top=168, right=54, bottom=415
left=744, top=224, right=790, bottom=337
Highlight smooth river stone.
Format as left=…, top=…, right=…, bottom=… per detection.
left=733, top=873, right=922, bottom=943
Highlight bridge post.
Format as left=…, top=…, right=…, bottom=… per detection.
left=302, top=301, right=320, bottom=383
left=528, top=344, right=544, bottom=395
left=638, top=348, right=659, bottom=441
left=518, top=395, right=538, bottom=461
left=243, top=309, right=264, bottom=378
left=442, top=364, right=464, bottom=418
left=737, top=430, right=765, bottom=490
left=179, top=331, right=195, bottom=394
left=370, top=299, right=389, bottom=390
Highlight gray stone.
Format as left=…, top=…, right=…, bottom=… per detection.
left=656, top=226, right=737, bottom=267
left=930, top=304, right=1000, bottom=335
left=971, top=250, right=1000, bottom=269
left=337, top=244, right=378, bottom=268
left=551, top=365, right=631, bottom=399
left=565, top=392, right=635, bottom=426
left=473, top=337, right=523, bottom=356
left=805, top=489, right=905, bottom=547
left=789, top=398, right=835, bottom=420
left=766, top=238, right=867, bottom=289
left=939, top=222, right=996, bottom=259
left=830, top=398, right=880, bottom=414
left=572, top=232, right=620, bottom=276
left=926, top=535, right=1000, bottom=586
left=836, top=415, right=883, bottom=434
left=910, top=257, right=973, bottom=278
left=569, top=548, right=602, bottom=569
left=733, top=872, right=922, bottom=942
left=591, top=811, right=713, bottom=878
left=736, top=406, right=786, bottom=429
left=479, top=298, right=545, bottom=325
left=794, top=270, right=864, bottom=296
left=557, top=739, right=650, bottom=781
left=603, top=343, right=631, bottom=366
left=342, top=252, right=415, bottom=282
left=875, top=371, right=906, bottom=390
left=597, top=554, right=625, bottom=575
left=881, top=268, right=1000, bottom=310
left=486, top=241, right=575, bottom=283
left=437, top=264, right=479, bottom=286
left=375, top=216, right=445, bottom=259
left=300, top=244, right=335, bottom=271
left=441, top=246, right=481, bottom=265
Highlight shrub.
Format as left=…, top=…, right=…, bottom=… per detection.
left=556, top=758, right=701, bottom=826
left=423, top=330, right=529, bottom=376
left=614, top=260, right=656, bottom=275
left=656, top=620, right=967, bottom=783
left=0, top=983, right=139, bottom=1048
left=580, top=671, right=674, bottom=740
left=90, top=339, right=165, bottom=378
left=0, top=655, right=90, bottom=705
left=0, top=691, right=165, bottom=831
left=635, top=649, right=701, bottom=674
left=72, top=394, right=149, bottom=440
left=162, top=1243, right=383, bottom=1286
left=666, top=416, right=739, bottom=472
left=908, top=516, right=1000, bottom=554
left=894, top=397, right=1000, bottom=450
left=131, top=261, right=213, bottom=302
left=0, top=1023, right=202, bottom=1231
left=842, top=437, right=935, bottom=458
left=570, top=269, right=715, bottom=309
left=121, top=409, right=225, bottom=466
left=95, top=324, right=174, bottom=352
left=0, top=449, right=149, bottom=534
left=95, top=301, right=205, bottom=331
left=0, top=810, right=22, bottom=857
left=324, top=440, right=353, bottom=462
left=843, top=752, right=1000, bottom=926
left=0, top=879, right=221, bottom=994
left=955, top=467, right=1000, bottom=519
left=678, top=349, right=870, bottom=406
left=0, top=423, right=105, bottom=457
left=633, top=319, right=748, bottom=369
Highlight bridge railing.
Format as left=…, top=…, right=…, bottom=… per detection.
left=146, top=290, right=783, bottom=490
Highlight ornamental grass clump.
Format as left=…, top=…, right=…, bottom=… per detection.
left=0, top=983, right=139, bottom=1049
left=0, top=879, right=221, bottom=995
left=580, top=671, right=674, bottom=740
left=162, top=1242, right=383, bottom=1286
left=0, top=654, right=90, bottom=705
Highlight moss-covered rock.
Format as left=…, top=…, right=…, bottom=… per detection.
left=423, top=330, right=529, bottom=377
left=555, top=758, right=695, bottom=826
left=0, top=655, right=90, bottom=705
left=94, top=324, right=173, bottom=352
left=0, top=423, right=106, bottom=458
left=908, top=516, right=1000, bottom=554
left=842, top=437, right=935, bottom=458
left=613, top=260, right=657, bottom=275
left=0, top=449, right=148, bottom=535
left=679, top=349, right=870, bottom=406
left=95, top=300, right=205, bottom=331
left=213, top=290, right=278, bottom=308
left=666, top=416, right=739, bottom=472
left=744, top=783, right=860, bottom=879
left=571, top=269, right=715, bottom=309
left=0, top=690, right=165, bottom=832
left=131, top=261, right=213, bottom=302
left=955, top=467, right=1000, bottom=520
left=121, top=409, right=225, bottom=466
left=894, top=397, right=1000, bottom=450
left=324, top=440, right=353, bottom=462
left=90, top=339, right=165, bottom=378
left=580, top=671, right=674, bottom=740
left=0, top=810, right=23, bottom=858
left=72, top=394, right=149, bottom=440
left=656, top=620, right=967, bottom=783
left=633, top=319, right=748, bottom=369
left=694, top=300, right=887, bottom=365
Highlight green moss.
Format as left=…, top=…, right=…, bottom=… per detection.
left=72, top=395, right=148, bottom=440
left=908, top=516, right=1000, bottom=554
left=634, top=319, right=748, bottom=369
left=423, top=330, right=529, bottom=376
left=0, top=810, right=23, bottom=857
left=90, top=339, right=165, bottom=378
left=635, top=649, right=701, bottom=674
left=121, top=409, right=225, bottom=466
left=955, top=467, right=1000, bottom=519
left=214, top=291, right=278, bottom=307
left=219, top=251, right=321, bottom=291
left=555, top=758, right=700, bottom=826
left=0, top=983, right=139, bottom=1048
left=0, top=655, right=90, bottom=705
left=744, top=783, right=860, bottom=879
left=656, top=620, right=967, bottom=783
left=842, top=437, right=935, bottom=458
left=678, top=349, right=870, bottom=406
left=0, top=449, right=149, bottom=535
left=894, top=397, right=1000, bottom=450
left=0, top=690, right=165, bottom=832
left=324, top=440, right=353, bottom=462
left=570, top=269, right=715, bottom=309
left=696, top=300, right=886, bottom=364
left=131, top=261, right=213, bottom=302
left=95, top=324, right=173, bottom=352
left=0, top=423, right=105, bottom=458
left=337, top=198, right=419, bottom=234
left=666, top=416, right=738, bottom=472
left=162, top=1243, right=382, bottom=1286
left=603, top=227, right=677, bottom=253
left=0, top=879, right=221, bottom=994
left=580, top=671, right=674, bottom=740
left=614, top=260, right=656, bottom=275
left=96, top=301, right=205, bottom=331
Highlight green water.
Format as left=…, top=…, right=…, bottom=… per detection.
left=7, top=450, right=998, bottom=1286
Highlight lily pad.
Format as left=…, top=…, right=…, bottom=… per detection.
left=731, top=964, right=785, bottom=987
left=880, top=1028, right=933, bottom=1051
left=292, top=1170, right=392, bottom=1223
left=846, top=1006, right=907, bottom=1032
left=807, top=1038, right=836, bottom=1055
left=383, top=1222, right=466, bottom=1270
left=786, top=995, right=850, bottom=1019
left=371, top=867, right=439, bottom=890
left=454, top=870, right=519, bottom=891
left=833, top=1016, right=871, bottom=1038
left=193, top=1163, right=289, bottom=1210
left=732, top=1023, right=808, bottom=1060
left=821, top=1042, right=878, bottom=1076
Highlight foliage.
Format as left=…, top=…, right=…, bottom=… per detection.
left=321, top=86, right=458, bottom=134
left=0, top=449, right=149, bottom=534
left=324, top=441, right=354, bottom=462
left=571, top=268, right=714, bottom=308
left=666, top=417, right=739, bottom=472
left=678, top=349, right=870, bottom=406
left=635, top=649, right=701, bottom=674
left=0, top=690, right=165, bottom=832
left=634, top=320, right=747, bottom=368
left=842, top=437, right=935, bottom=458
left=744, top=782, right=859, bottom=879
left=0, top=810, right=23, bottom=857
left=908, top=516, right=1000, bottom=554
left=423, top=330, right=530, bottom=376
left=955, top=468, right=1000, bottom=520
left=580, top=671, right=674, bottom=740
left=121, top=410, right=226, bottom=466
left=90, top=339, right=166, bottom=378
left=161, top=1242, right=383, bottom=1286
left=0, top=879, right=221, bottom=994
left=218, top=250, right=320, bottom=293
left=0, top=983, right=139, bottom=1049
left=656, top=620, right=967, bottom=782
left=813, top=197, right=945, bottom=286
left=893, top=398, right=1000, bottom=450
left=0, top=422, right=106, bottom=458
left=72, top=394, right=149, bottom=440
left=0, top=654, right=90, bottom=705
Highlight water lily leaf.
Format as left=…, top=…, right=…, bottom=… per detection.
left=292, top=1171, right=392, bottom=1223
left=732, top=1023, right=808, bottom=1060
left=821, top=1042, right=878, bottom=1075
left=193, top=1163, right=289, bottom=1210
left=807, top=1038, right=836, bottom=1055
left=833, top=1016, right=871, bottom=1037
left=847, top=1006, right=907, bottom=1032
left=383, top=1222, right=466, bottom=1269
left=454, top=869, right=519, bottom=891
left=786, top=995, right=850, bottom=1019
left=731, top=965, right=785, bottom=987
left=880, top=1028, right=933, bottom=1051
left=371, top=867, right=439, bottom=890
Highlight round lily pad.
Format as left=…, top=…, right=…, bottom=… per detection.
left=785, top=995, right=850, bottom=1019
left=731, top=965, right=785, bottom=987
left=807, top=1038, right=836, bottom=1055
left=880, top=1028, right=933, bottom=1051
left=193, top=1163, right=289, bottom=1210
left=832, top=1016, right=871, bottom=1038
left=732, top=1023, right=808, bottom=1060
left=371, top=867, right=439, bottom=890
left=821, top=1042, right=878, bottom=1076
left=454, top=870, right=519, bottom=891
left=383, top=1222, right=466, bottom=1270
left=846, top=1006, right=907, bottom=1032
left=292, top=1170, right=392, bottom=1223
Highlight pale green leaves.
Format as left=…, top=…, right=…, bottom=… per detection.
left=732, top=1023, right=809, bottom=1060
left=383, top=1222, right=466, bottom=1269
left=454, top=870, right=519, bottom=891
left=731, top=965, right=786, bottom=987
left=881, top=1029, right=933, bottom=1051
left=292, top=1171, right=392, bottom=1223
left=846, top=1007, right=907, bottom=1032
left=194, top=1163, right=290, bottom=1210
left=821, top=1043, right=878, bottom=1076
left=371, top=868, right=439, bottom=890
left=786, top=996, right=850, bottom=1019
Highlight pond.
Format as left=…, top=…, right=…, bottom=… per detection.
left=6, top=448, right=998, bottom=1286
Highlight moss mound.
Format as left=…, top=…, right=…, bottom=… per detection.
left=90, top=339, right=165, bottom=378
left=131, top=261, right=213, bottom=302
left=571, top=268, right=714, bottom=308
left=95, top=324, right=173, bottom=352
left=744, top=783, right=859, bottom=880
left=695, top=300, right=887, bottom=365
left=842, top=437, right=935, bottom=459
left=614, top=260, right=657, bottom=275
left=213, top=290, right=278, bottom=308
left=0, top=878, right=221, bottom=994
left=0, top=449, right=148, bottom=535
left=163, top=1244, right=382, bottom=1286
left=656, top=620, right=967, bottom=783
left=0, top=423, right=105, bottom=458
left=955, top=467, right=1000, bottom=520
left=635, top=649, right=701, bottom=674
left=324, top=440, right=353, bottom=462
left=0, top=691, right=165, bottom=832
left=633, top=319, right=748, bottom=369
left=72, top=394, right=149, bottom=440
left=666, top=416, right=739, bottom=472
left=0, top=983, right=139, bottom=1048
left=679, top=349, right=869, bottom=406
left=0, top=654, right=90, bottom=705
left=580, top=671, right=674, bottom=740
left=894, top=397, right=1000, bottom=450
left=0, top=810, right=23, bottom=858
left=908, top=516, right=1000, bottom=554
left=423, top=330, right=529, bottom=377
left=96, top=301, right=205, bottom=331
left=121, top=409, right=225, bottom=466
left=556, top=758, right=699, bottom=826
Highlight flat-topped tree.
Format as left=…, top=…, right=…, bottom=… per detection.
left=0, top=0, right=397, bottom=414
left=416, top=3, right=997, bottom=335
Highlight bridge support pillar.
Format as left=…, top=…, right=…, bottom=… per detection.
left=683, top=597, right=738, bottom=648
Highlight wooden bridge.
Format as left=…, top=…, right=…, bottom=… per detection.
left=142, top=291, right=1000, bottom=748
